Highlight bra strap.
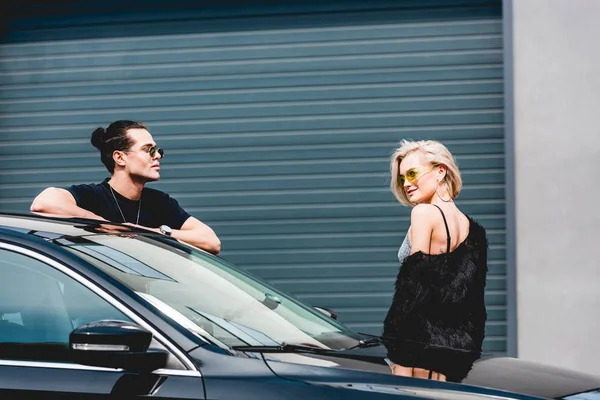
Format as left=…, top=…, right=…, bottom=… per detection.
left=432, top=204, right=451, bottom=253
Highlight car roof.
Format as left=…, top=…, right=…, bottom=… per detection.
left=0, top=212, right=140, bottom=239
left=0, top=211, right=213, bottom=260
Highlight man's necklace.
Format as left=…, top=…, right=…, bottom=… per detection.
left=109, top=184, right=141, bottom=225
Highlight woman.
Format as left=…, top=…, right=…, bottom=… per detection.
left=382, top=139, right=488, bottom=382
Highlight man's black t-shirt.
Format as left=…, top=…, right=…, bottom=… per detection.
left=66, top=178, right=191, bottom=229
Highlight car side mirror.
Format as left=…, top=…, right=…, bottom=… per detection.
left=69, top=320, right=168, bottom=373
left=313, top=306, right=338, bottom=320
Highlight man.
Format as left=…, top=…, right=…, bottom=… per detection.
left=30, top=120, right=221, bottom=254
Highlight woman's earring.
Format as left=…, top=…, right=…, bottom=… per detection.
left=436, top=179, right=453, bottom=203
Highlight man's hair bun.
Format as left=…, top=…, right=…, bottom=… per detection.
left=90, top=127, right=107, bottom=150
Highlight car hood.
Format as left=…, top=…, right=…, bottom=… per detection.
left=261, top=345, right=600, bottom=399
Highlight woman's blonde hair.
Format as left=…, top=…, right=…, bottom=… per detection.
left=390, top=139, right=462, bottom=206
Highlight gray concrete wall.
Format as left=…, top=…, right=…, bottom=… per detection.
left=510, top=0, right=600, bottom=376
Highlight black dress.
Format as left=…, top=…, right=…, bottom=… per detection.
left=382, top=206, right=488, bottom=382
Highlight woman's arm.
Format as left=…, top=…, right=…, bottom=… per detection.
left=408, top=204, right=437, bottom=255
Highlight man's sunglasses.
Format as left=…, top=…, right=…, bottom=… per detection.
left=397, top=167, right=434, bottom=186
left=121, top=146, right=164, bottom=158
left=126, top=146, right=164, bottom=158
left=144, top=146, right=164, bottom=158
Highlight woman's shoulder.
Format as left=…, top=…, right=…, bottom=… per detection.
left=408, top=204, right=443, bottom=239
left=410, top=203, right=442, bottom=223
left=411, top=203, right=440, bottom=215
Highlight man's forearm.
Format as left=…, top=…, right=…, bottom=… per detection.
left=32, top=200, right=102, bottom=219
left=31, top=188, right=104, bottom=220
left=171, top=228, right=221, bottom=254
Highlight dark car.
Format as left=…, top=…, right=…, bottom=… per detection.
left=0, top=212, right=599, bottom=400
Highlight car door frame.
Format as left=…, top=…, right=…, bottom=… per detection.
left=0, top=239, right=206, bottom=399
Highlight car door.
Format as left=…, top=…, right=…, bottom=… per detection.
left=0, top=242, right=205, bottom=399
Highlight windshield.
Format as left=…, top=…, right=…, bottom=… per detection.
left=57, top=232, right=362, bottom=351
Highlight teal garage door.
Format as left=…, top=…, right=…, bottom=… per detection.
left=0, top=0, right=508, bottom=353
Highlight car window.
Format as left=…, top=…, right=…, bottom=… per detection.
left=58, top=234, right=363, bottom=351
left=0, top=248, right=131, bottom=363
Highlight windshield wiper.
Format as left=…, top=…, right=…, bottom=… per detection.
left=343, top=334, right=384, bottom=350
left=231, top=343, right=332, bottom=354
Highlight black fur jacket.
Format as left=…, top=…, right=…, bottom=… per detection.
left=382, top=216, right=488, bottom=382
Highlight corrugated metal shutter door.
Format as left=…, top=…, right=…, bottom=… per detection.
left=0, top=1, right=506, bottom=353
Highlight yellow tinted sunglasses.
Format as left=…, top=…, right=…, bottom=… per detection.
left=397, top=167, right=434, bottom=186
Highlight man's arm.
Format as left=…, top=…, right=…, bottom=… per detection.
left=171, top=216, right=221, bottom=254
left=30, top=187, right=104, bottom=220
left=133, top=217, right=221, bottom=254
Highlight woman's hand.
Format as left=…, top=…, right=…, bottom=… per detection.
left=390, top=363, right=413, bottom=376
left=389, top=363, right=447, bottom=381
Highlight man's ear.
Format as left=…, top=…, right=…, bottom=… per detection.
left=113, top=150, right=127, bottom=167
